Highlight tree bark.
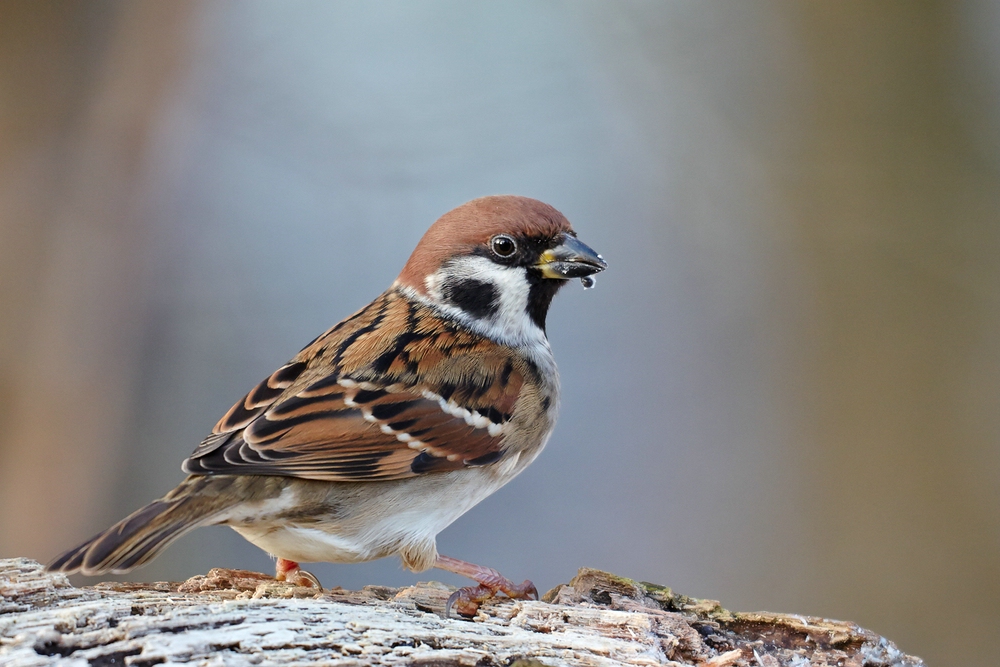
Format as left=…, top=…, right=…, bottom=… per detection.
left=0, top=558, right=922, bottom=666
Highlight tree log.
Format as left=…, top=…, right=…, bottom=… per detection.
left=0, top=558, right=922, bottom=666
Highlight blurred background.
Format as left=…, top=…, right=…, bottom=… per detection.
left=2, top=1, right=998, bottom=664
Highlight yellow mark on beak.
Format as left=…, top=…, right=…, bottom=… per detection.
left=536, top=249, right=565, bottom=279
left=534, top=235, right=607, bottom=280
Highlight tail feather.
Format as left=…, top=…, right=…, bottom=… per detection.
left=46, top=540, right=89, bottom=573
left=46, top=476, right=240, bottom=576
left=84, top=500, right=182, bottom=574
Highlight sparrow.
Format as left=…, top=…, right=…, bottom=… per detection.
left=47, top=195, right=607, bottom=616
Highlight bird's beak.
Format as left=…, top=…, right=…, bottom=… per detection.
left=536, top=233, right=608, bottom=279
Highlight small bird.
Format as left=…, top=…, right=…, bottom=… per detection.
left=48, top=195, right=606, bottom=616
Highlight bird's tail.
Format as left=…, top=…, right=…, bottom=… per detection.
left=46, top=475, right=247, bottom=576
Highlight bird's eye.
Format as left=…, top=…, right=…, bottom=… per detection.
left=490, top=235, right=517, bottom=258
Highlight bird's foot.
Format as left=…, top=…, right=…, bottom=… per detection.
left=446, top=579, right=539, bottom=617
left=435, top=555, right=538, bottom=618
left=274, top=558, right=322, bottom=590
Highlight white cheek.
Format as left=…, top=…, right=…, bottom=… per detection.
left=485, top=263, right=532, bottom=325
left=426, top=256, right=544, bottom=346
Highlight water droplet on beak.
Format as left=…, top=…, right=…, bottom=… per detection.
left=580, top=275, right=596, bottom=290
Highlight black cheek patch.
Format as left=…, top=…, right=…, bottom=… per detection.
left=441, top=278, right=499, bottom=319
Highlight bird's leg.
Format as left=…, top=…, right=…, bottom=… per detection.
left=274, top=557, right=322, bottom=589
left=434, top=555, right=538, bottom=617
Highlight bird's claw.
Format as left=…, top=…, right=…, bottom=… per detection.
left=446, top=584, right=492, bottom=618
left=285, top=568, right=322, bottom=590
left=274, top=558, right=323, bottom=591
left=514, top=580, right=540, bottom=601
left=445, top=578, right=538, bottom=618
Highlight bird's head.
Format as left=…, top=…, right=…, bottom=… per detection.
left=395, top=195, right=606, bottom=344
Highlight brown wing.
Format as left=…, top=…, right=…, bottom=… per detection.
left=183, top=291, right=525, bottom=481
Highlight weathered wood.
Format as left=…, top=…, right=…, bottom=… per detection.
left=0, top=558, right=922, bottom=666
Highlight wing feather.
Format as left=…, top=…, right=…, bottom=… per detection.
left=183, top=291, right=525, bottom=482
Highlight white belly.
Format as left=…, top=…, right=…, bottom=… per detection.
left=225, top=458, right=527, bottom=567
left=231, top=522, right=367, bottom=564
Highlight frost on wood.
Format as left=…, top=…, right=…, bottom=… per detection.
left=0, top=558, right=922, bottom=666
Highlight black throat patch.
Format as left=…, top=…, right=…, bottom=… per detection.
left=526, top=270, right=564, bottom=332
left=441, top=277, right=500, bottom=319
